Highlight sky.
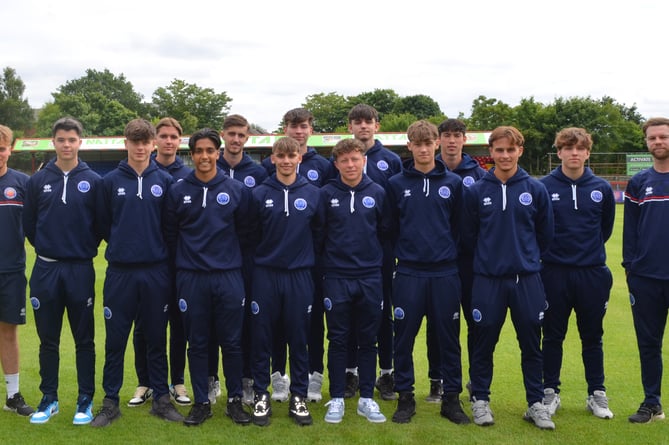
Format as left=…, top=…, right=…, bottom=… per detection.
left=2, top=0, right=667, bottom=133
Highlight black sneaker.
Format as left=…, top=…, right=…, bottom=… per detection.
left=344, top=372, right=359, bottom=399
left=4, top=392, right=34, bottom=416
left=226, top=396, right=251, bottom=425
left=150, top=393, right=184, bottom=422
left=628, top=403, right=665, bottom=423
left=392, top=391, right=416, bottom=424
left=288, top=395, right=312, bottom=426
left=375, top=373, right=397, bottom=401
left=252, top=393, right=271, bottom=426
left=441, top=393, right=471, bottom=424
left=91, top=398, right=121, bottom=427
left=184, top=402, right=212, bottom=426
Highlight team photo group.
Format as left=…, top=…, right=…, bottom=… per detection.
left=1, top=104, right=668, bottom=430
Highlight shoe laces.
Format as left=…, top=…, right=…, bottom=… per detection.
left=472, top=400, right=491, bottom=418
left=325, top=399, right=344, bottom=414
left=254, top=396, right=269, bottom=414
left=591, top=391, right=609, bottom=408
left=360, top=399, right=380, bottom=414
left=532, top=403, right=551, bottom=421
left=291, top=397, right=309, bottom=415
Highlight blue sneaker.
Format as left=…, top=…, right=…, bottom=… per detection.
left=30, top=398, right=59, bottom=424
left=357, top=398, right=386, bottom=423
left=324, top=398, right=345, bottom=423
left=73, top=397, right=93, bottom=425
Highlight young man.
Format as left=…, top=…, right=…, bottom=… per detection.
left=386, top=120, right=468, bottom=425
left=130, top=117, right=192, bottom=408
left=91, top=119, right=182, bottom=427
left=428, top=118, right=487, bottom=403
left=624, top=117, right=669, bottom=423
left=462, top=126, right=554, bottom=430
left=0, top=125, right=33, bottom=417
left=348, top=104, right=403, bottom=402
left=261, top=108, right=333, bottom=404
left=23, top=117, right=102, bottom=425
left=210, top=114, right=268, bottom=406
left=540, top=127, right=615, bottom=420
left=249, top=137, right=323, bottom=427
left=320, top=138, right=389, bottom=424
left=164, top=128, right=253, bottom=426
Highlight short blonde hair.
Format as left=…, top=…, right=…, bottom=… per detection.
left=489, top=126, right=524, bottom=147
left=0, top=124, right=13, bottom=146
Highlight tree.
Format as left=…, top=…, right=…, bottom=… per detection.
left=151, top=79, right=231, bottom=134
left=349, top=89, right=400, bottom=120
left=392, top=94, right=442, bottom=120
left=0, top=67, right=35, bottom=135
left=466, top=95, right=516, bottom=130
left=379, top=112, right=417, bottom=132
left=36, top=68, right=146, bottom=136
left=302, top=92, right=350, bottom=133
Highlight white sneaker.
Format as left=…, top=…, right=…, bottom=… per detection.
left=207, top=377, right=221, bottom=405
left=307, top=372, right=323, bottom=402
left=271, top=372, right=289, bottom=402
left=242, top=377, right=254, bottom=406
left=128, top=386, right=153, bottom=407
left=324, top=398, right=345, bottom=423
left=357, top=398, right=386, bottom=423
left=471, top=399, right=494, bottom=426
left=170, top=384, right=191, bottom=406
left=542, top=388, right=561, bottom=416
left=587, top=390, right=614, bottom=419
left=524, top=401, right=555, bottom=430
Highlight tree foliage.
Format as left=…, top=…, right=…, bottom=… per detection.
left=392, top=94, right=442, bottom=120
left=302, top=92, right=350, bottom=133
left=0, top=67, right=35, bottom=135
left=151, top=79, right=231, bottom=134
left=36, top=68, right=146, bottom=136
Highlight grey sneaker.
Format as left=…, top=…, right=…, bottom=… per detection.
left=91, top=398, right=121, bottom=427
left=207, top=377, right=220, bottom=405
left=307, top=372, right=323, bottom=403
left=628, top=403, right=665, bottom=423
left=150, top=393, right=184, bottom=422
left=586, top=390, right=613, bottom=419
left=542, top=388, right=561, bottom=416
left=471, top=399, right=494, bottom=426
left=357, top=398, right=386, bottom=423
left=271, top=372, right=289, bottom=403
left=524, top=401, right=555, bottom=430
left=4, top=392, right=34, bottom=416
left=425, top=379, right=443, bottom=403
left=242, top=378, right=254, bottom=406
left=324, top=398, right=345, bottom=424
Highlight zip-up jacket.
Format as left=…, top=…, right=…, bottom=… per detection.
left=541, top=167, right=615, bottom=267
left=23, top=159, right=102, bottom=261
left=0, top=169, right=29, bottom=272
left=387, top=160, right=462, bottom=275
left=462, top=167, right=554, bottom=277
left=320, top=174, right=390, bottom=277
left=261, top=147, right=335, bottom=187
left=100, top=159, right=173, bottom=265
left=436, top=152, right=486, bottom=187
left=251, top=175, right=323, bottom=270
left=623, top=167, right=669, bottom=279
left=164, top=169, right=252, bottom=272
left=152, top=153, right=192, bottom=181
left=217, top=152, right=268, bottom=189
left=364, top=139, right=403, bottom=188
